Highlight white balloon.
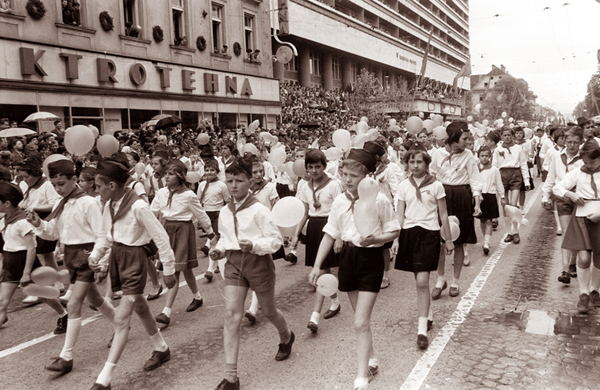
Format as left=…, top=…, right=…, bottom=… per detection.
left=354, top=201, right=378, bottom=237
left=272, top=197, right=305, bottom=228
left=357, top=177, right=378, bottom=202
left=316, top=274, right=339, bottom=296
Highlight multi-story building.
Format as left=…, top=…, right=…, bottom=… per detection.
left=271, top=0, right=470, bottom=116
left=470, top=64, right=507, bottom=107
left=0, top=0, right=280, bottom=133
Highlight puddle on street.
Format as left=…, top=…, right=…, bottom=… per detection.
left=499, top=310, right=600, bottom=336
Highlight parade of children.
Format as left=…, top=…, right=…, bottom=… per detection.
left=1, top=107, right=600, bottom=390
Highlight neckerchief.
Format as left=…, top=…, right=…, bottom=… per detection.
left=440, top=147, right=459, bottom=167
left=23, top=177, right=46, bottom=200
left=479, top=163, right=492, bottom=172
left=501, top=142, right=513, bottom=155
left=227, top=193, right=260, bottom=238
left=344, top=191, right=358, bottom=212
left=3, top=209, right=27, bottom=233
left=560, top=153, right=580, bottom=173
left=554, top=144, right=560, bottom=151
left=308, top=176, right=332, bottom=210
left=166, top=185, right=189, bottom=208
left=581, top=165, right=600, bottom=199
left=223, top=156, right=234, bottom=167
left=408, top=174, right=436, bottom=202
left=109, top=188, right=141, bottom=235
left=250, top=179, right=268, bottom=195
left=374, top=162, right=388, bottom=178
left=199, top=176, right=219, bottom=206
left=154, top=172, right=164, bottom=189
left=45, top=187, right=87, bottom=221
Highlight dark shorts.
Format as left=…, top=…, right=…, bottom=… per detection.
left=500, top=168, right=523, bottom=191
left=1, top=250, right=41, bottom=283
left=206, top=211, right=220, bottom=236
left=395, top=226, right=441, bottom=273
left=109, top=243, right=148, bottom=295
left=224, top=250, right=276, bottom=293
left=64, top=243, right=95, bottom=284
left=556, top=198, right=575, bottom=216
left=36, top=236, right=58, bottom=255
left=338, top=244, right=384, bottom=293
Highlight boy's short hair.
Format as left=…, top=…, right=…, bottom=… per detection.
left=304, top=149, right=327, bottom=167
left=48, top=160, right=76, bottom=179
left=19, top=160, right=43, bottom=177
left=564, top=126, right=583, bottom=140
left=403, top=149, right=432, bottom=166
left=339, top=159, right=370, bottom=176
left=204, top=158, right=220, bottom=172
left=477, top=146, right=492, bottom=157
left=225, top=157, right=253, bottom=178
left=580, top=139, right=600, bottom=160
left=0, top=182, right=23, bottom=206
left=486, top=132, right=501, bottom=145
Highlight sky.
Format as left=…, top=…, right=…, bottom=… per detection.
left=469, top=0, right=600, bottom=117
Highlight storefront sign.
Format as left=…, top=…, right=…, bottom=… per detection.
left=18, top=46, right=256, bottom=97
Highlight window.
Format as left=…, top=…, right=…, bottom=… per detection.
left=351, top=63, right=358, bottom=83
left=244, top=14, right=255, bottom=54
left=309, top=52, right=322, bottom=76
left=283, top=55, right=298, bottom=72
left=332, top=57, right=341, bottom=80
left=172, top=0, right=187, bottom=46
left=61, top=0, right=82, bottom=27
left=123, top=0, right=142, bottom=38
left=212, top=3, right=225, bottom=53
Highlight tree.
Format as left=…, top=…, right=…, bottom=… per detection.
left=480, top=75, right=537, bottom=121
left=578, top=67, right=600, bottom=118
left=572, top=100, right=587, bottom=119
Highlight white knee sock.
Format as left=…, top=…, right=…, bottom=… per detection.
left=310, top=311, right=320, bottom=325
left=329, top=296, right=340, bottom=310
left=418, top=317, right=428, bottom=335
left=484, top=235, right=491, bottom=246
left=59, top=317, right=82, bottom=361
left=591, top=266, right=600, bottom=292
left=193, top=291, right=202, bottom=300
left=161, top=307, right=172, bottom=318
left=248, top=291, right=259, bottom=313
left=435, top=277, right=446, bottom=288
left=578, top=266, right=592, bottom=295
left=150, top=330, right=168, bottom=352
left=96, top=362, right=117, bottom=386
left=207, top=259, right=217, bottom=272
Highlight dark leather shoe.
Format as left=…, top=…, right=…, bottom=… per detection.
left=284, top=252, right=297, bottom=264
left=214, top=378, right=240, bottom=390
left=323, top=305, right=341, bottom=319
left=201, top=246, right=209, bottom=256
left=244, top=311, right=256, bottom=325
left=186, top=298, right=203, bottom=312
left=449, top=286, right=460, bottom=297
left=569, top=264, right=578, bottom=278
left=431, top=282, right=447, bottom=300
left=512, top=233, right=520, bottom=244
left=144, top=348, right=171, bottom=371
left=275, top=331, right=295, bottom=361
left=417, top=334, right=429, bottom=349
left=90, top=383, right=111, bottom=390
left=368, top=365, right=378, bottom=381
left=155, top=313, right=170, bottom=326
left=146, top=285, right=163, bottom=301
left=45, top=357, right=73, bottom=376
left=558, top=271, right=570, bottom=284
left=504, top=234, right=513, bottom=243
left=204, top=271, right=213, bottom=282
left=307, top=321, right=318, bottom=333
left=54, top=314, right=68, bottom=335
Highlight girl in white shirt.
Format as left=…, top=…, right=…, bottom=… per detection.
left=476, top=147, right=505, bottom=255
left=553, top=139, right=600, bottom=314
left=151, top=160, right=214, bottom=328
left=395, top=149, right=453, bottom=349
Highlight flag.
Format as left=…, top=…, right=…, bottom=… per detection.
left=452, top=58, right=471, bottom=88
left=417, top=29, right=434, bottom=88
left=496, top=86, right=505, bottom=102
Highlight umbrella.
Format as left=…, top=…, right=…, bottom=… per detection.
left=151, top=114, right=173, bottom=121
left=23, top=112, right=59, bottom=122
left=141, top=119, right=159, bottom=128
left=155, top=116, right=182, bottom=129
left=0, top=128, right=37, bottom=137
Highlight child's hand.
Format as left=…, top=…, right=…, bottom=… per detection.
left=525, top=185, right=531, bottom=191
left=25, top=210, right=41, bottom=227
left=95, top=270, right=108, bottom=284
left=567, top=192, right=585, bottom=206
left=445, top=241, right=454, bottom=255
left=390, top=240, right=399, bottom=256
left=209, top=248, right=224, bottom=260
left=541, top=200, right=552, bottom=210
left=333, top=238, right=343, bottom=254
left=501, top=198, right=507, bottom=208
left=587, top=211, right=600, bottom=223
left=290, top=236, right=298, bottom=249
left=20, top=273, right=31, bottom=287
left=163, top=274, right=177, bottom=289
left=88, top=255, right=101, bottom=272
left=308, top=267, right=320, bottom=286
left=359, top=235, right=376, bottom=247
left=238, top=239, right=253, bottom=253
left=473, top=206, right=482, bottom=217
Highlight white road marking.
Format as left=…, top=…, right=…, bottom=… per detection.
left=0, top=274, right=207, bottom=358
left=399, top=190, right=539, bottom=390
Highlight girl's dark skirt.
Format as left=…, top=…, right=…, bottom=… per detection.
left=276, top=182, right=291, bottom=199
left=562, top=213, right=600, bottom=253
left=164, top=220, right=198, bottom=272
left=395, top=226, right=441, bottom=273
left=476, top=193, right=500, bottom=220
left=443, top=184, right=477, bottom=245
left=305, top=216, right=338, bottom=269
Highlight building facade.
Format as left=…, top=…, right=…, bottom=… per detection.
left=470, top=64, right=507, bottom=107
left=0, top=0, right=280, bottom=133
left=271, top=0, right=470, bottom=116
